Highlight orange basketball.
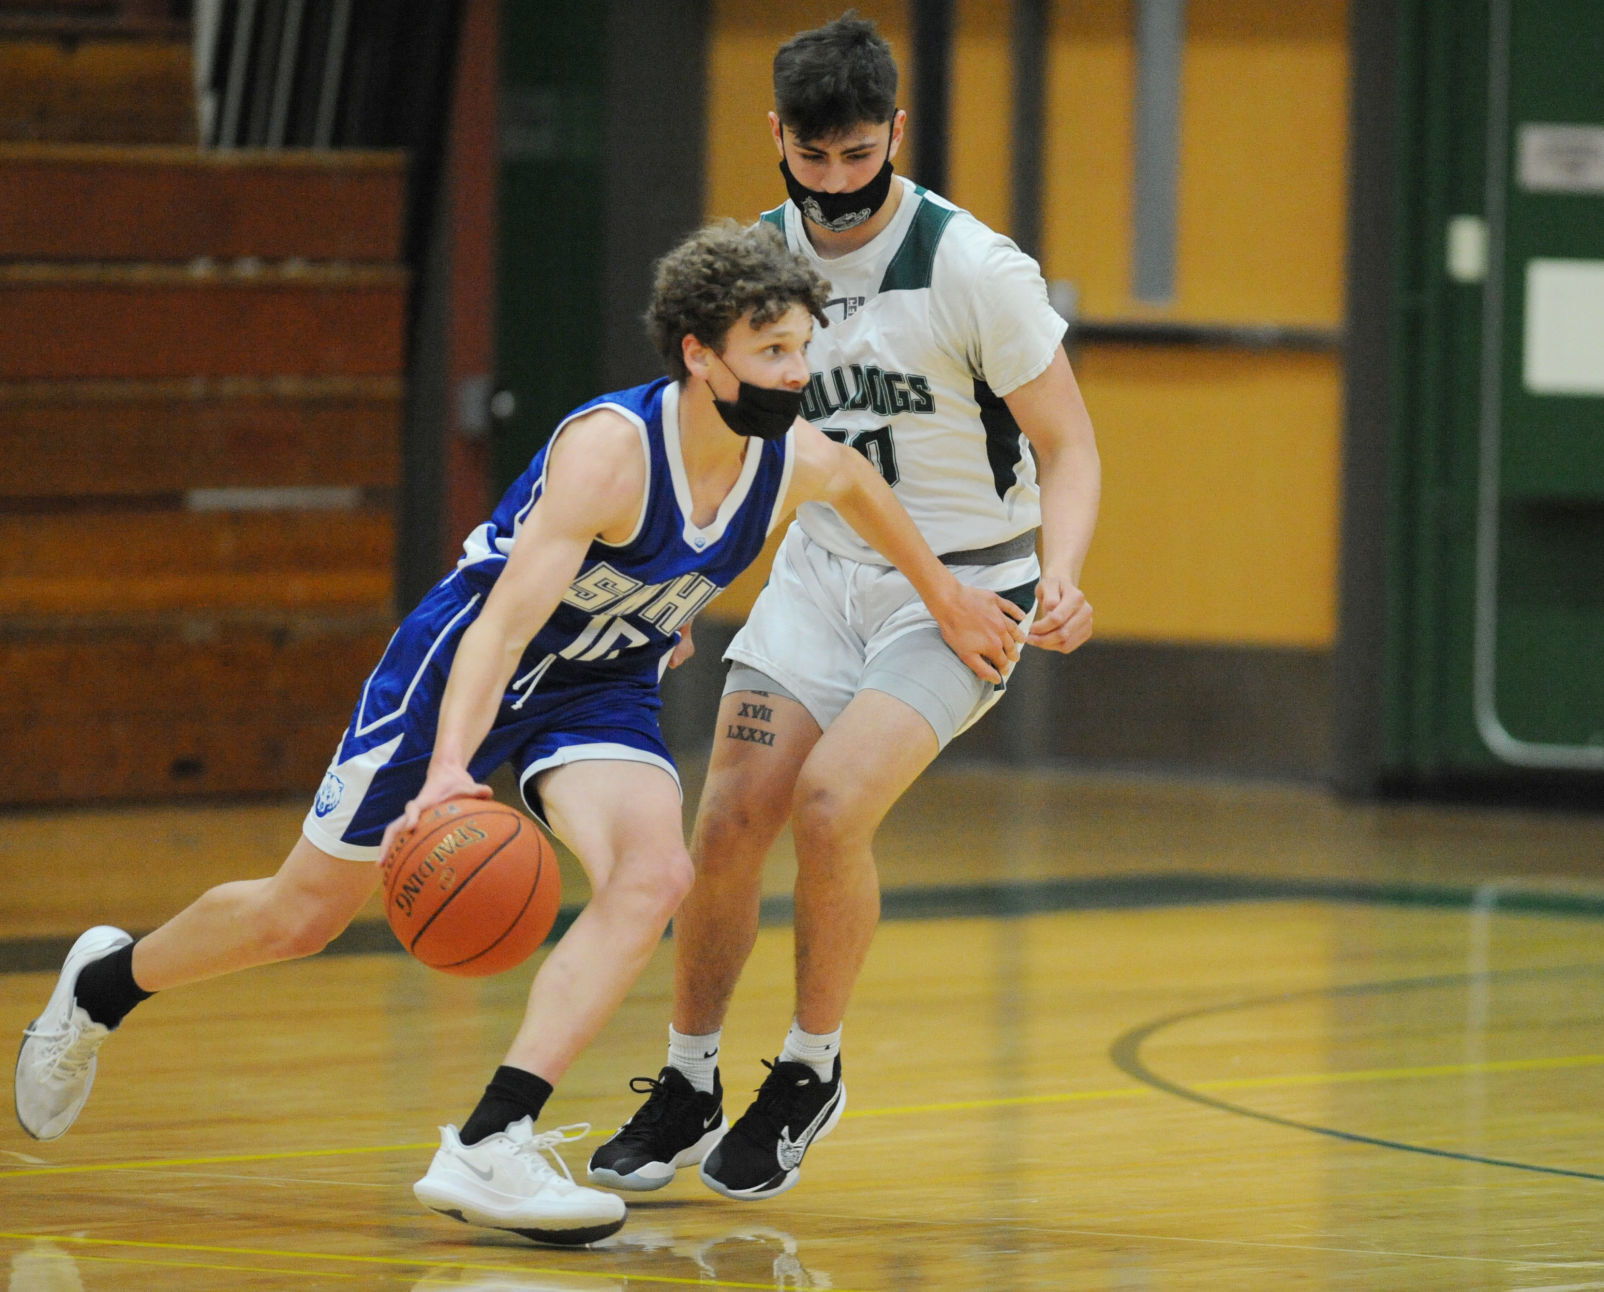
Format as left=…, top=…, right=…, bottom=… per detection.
left=381, top=797, right=561, bottom=977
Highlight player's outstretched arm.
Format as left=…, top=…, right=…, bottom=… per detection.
left=1006, top=347, right=1100, bottom=654
left=781, top=421, right=1024, bottom=682
left=380, top=412, right=646, bottom=856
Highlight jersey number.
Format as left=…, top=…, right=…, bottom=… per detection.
left=824, top=425, right=900, bottom=487
left=562, top=615, right=651, bottom=662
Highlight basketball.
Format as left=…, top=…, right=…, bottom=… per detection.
left=381, top=797, right=561, bottom=977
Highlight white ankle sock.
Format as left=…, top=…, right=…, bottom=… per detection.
left=779, top=1020, right=841, bottom=1083
left=667, top=1025, right=721, bottom=1094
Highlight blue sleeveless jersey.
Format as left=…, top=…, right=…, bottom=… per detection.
left=455, top=377, right=794, bottom=690
left=305, top=378, right=793, bottom=854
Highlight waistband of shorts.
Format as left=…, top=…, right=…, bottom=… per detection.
left=938, top=531, right=1038, bottom=566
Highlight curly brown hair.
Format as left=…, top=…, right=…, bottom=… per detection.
left=646, top=220, right=829, bottom=381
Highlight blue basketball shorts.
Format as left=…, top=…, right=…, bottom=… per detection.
left=301, top=574, right=679, bottom=861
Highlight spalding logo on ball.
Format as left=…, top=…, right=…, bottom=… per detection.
left=381, top=797, right=561, bottom=976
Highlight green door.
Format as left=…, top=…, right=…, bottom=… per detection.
left=493, top=2, right=605, bottom=488
left=1385, top=0, right=1604, bottom=777
left=1473, top=1, right=1604, bottom=767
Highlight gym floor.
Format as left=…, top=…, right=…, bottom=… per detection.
left=3, top=761, right=1602, bottom=1289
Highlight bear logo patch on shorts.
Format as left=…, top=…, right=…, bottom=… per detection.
left=314, top=771, right=345, bottom=818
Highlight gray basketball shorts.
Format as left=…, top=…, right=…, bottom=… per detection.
left=723, top=526, right=1037, bottom=748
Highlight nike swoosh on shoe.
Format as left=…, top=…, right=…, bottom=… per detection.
left=774, top=1087, right=840, bottom=1170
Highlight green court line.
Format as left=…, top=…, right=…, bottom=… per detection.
left=1111, top=965, right=1604, bottom=1184
left=6, top=871, right=1604, bottom=975
left=5, top=969, right=1602, bottom=1284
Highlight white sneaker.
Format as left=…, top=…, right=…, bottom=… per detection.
left=15, top=926, right=132, bottom=1141
left=414, top=1119, right=626, bottom=1246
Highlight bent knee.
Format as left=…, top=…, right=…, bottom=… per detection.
left=601, top=847, right=695, bottom=919
left=791, top=776, right=876, bottom=853
left=653, top=849, right=696, bottom=908
left=694, top=784, right=788, bottom=863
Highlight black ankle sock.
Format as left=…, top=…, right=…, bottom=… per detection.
left=72, top=942, right=153, bottom=1030
left=459, top=1065, right=553, bottom=1145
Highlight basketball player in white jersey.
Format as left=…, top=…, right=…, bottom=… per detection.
left=590, top=13, right=1100, bottom=1200
left=14, top=221, right=1024, bottom=1246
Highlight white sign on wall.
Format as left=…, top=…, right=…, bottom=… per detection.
left=1523, top=259, right=1604, bottom=396
left=1518, top=124, right=1604, bottom=194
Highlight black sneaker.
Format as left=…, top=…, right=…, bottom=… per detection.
left=586, top=1066, right=727, bottom=1191
left=698, top=1057, right=845, bottom=1200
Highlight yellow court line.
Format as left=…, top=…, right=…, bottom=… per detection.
left=844, top=1085, right=1150, bottom=1119
left=51, top=1250, right=363, bottom=1280
left=1197, top=1052, right=1604, bottom=1092
left=0, top=1141, right=439, bottom=1179
left=5, top=1056, right=1603, bottom=1288
left=4, top=1052, right=1601, bottom=1181
left=0, top=1231, right=875, bottom=1292
left=846, top=1052, right=1604, bottom=1119
left=793, top=1207, right=1604, bottom=1273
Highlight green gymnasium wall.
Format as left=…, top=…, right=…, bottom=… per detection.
left=1376, top=0, right=1604, bottom=784
left=492, top=2, right=606, bottom=488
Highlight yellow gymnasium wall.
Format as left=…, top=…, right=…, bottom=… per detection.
left=704, top=0, right=916, bottom=231
left=702, top=0, right=916, bottom=623
left=702, top=1, right=1348, bottom=647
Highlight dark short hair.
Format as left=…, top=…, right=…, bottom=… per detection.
left=773, top=10, right=898, bottom=144
left=646, top=220, right=829, bottom=381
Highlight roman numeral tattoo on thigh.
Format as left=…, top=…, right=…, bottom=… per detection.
left=726, top=696, right=777, bottom=746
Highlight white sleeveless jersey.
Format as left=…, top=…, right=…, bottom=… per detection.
left=760, top=177, right=1067, bottom=566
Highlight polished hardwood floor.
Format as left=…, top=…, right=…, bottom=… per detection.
left=3, top=762, right=1603, bottom=1290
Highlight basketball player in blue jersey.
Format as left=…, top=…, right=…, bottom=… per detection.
left=590, top=14, right=1101, bottom=1201
left=13, top=220, right=1024, bottom=1246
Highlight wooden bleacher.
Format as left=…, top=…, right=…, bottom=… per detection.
left=0, top=0, right=194, bottom=144
left=0, top=14, right=411, bottom=805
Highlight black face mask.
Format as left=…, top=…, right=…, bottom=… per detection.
left=709, top=354, right=803, bottom=441
left=779, top=134, right=896, bottom=233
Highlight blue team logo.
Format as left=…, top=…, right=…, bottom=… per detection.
left=314, top=771, right=344, bottom=818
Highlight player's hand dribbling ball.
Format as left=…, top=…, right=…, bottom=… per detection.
left=381, top=797, right=561, bottom=977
